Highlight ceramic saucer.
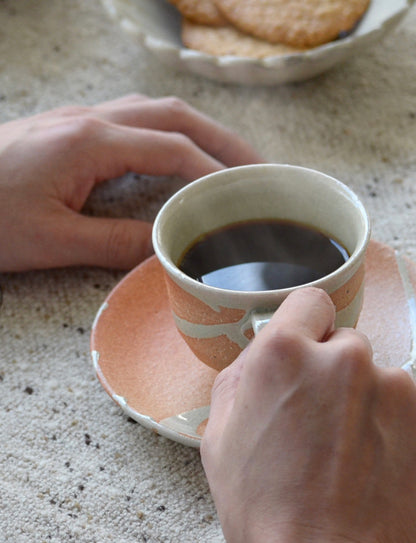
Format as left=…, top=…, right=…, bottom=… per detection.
left=90, top=240, right=416, bottom=448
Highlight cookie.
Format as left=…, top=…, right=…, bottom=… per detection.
left=212, top=0, right=370, bottom=47
left=182, top=19, right=304, bottom=58
left=168, top=0, right=226, bottom=27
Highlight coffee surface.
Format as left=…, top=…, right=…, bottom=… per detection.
left=178, top=219, right=349, bottom=291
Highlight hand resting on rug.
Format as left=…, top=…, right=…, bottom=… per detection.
left=201, top=287, right=416, bottom=543
left=0, top=94, right=261, bottom=272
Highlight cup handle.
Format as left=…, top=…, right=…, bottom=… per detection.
left=250, top=311, right=275, bottom=336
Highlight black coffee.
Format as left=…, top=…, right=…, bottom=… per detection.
left=178, top=219, right=349, bottom=291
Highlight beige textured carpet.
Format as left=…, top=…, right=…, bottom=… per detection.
left=0, top=1, right=416, bottom=541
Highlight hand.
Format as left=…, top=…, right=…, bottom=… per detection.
left=201, top=287, right=416, bottom=543
left=0, top=94, right=261, bottom=271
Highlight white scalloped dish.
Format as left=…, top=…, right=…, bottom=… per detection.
left=101, top=0, right=415, bottom=85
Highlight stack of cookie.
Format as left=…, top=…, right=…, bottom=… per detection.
left=169, top=0, right=371, bottom=58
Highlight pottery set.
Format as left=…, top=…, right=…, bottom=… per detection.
left=91, top=164, right=416, bottom=447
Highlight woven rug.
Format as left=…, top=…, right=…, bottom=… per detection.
left=0, top=1, right=415, bottom=541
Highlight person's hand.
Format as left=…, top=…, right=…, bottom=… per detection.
left=201, top=287, right=416, bottom=543
left=0, top=94, right=261, bottom=272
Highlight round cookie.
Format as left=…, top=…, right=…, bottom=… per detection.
left=168, top=0, right=226, bottom=26
left=181, top=19, right=305, bottom=58
left=212, top=0, right=371, bottom=47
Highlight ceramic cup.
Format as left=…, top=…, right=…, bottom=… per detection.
left=152, top=164, right=371, bottom=372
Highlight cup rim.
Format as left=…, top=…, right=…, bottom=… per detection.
left=152, top=163, right=371, bottom=297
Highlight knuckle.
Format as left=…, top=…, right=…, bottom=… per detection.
left=341, top=335, right=370, bottom=365
left=169, top=131, right=192, bottom=149
left=159, top=95, right=188, bottom=111
left=53, top=105, right=91, bottom=118
left=122, top=92, right=146, bottom=103
left=22, top=107, right=103, bottom=153
left=104, top=222, right=136, bottom=268
left=164, top=132, right=195, bottom=175
left=381, top=367, right=416, bottom=395
left=62, top=116, right=102, bottom=140
left=266, top=328, right=304, bottom=358
left=158, top=96, right=192, bottom=123
left=331, top=333, right=375, bottom=387
left=211, top=365, right=234, bottom=398
left=46, top=115, right=104, bottom=151
left=249, top=328, right=305, bottom=382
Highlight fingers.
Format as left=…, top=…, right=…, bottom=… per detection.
left=203, top=288, right=375, bottom=461
left=203, top=345, right=251, bottom=447
left=209, top=288, right=336, bottom=416
left=17, top=94, right=262, bottom=181
left=261, top=287, right=336, bottom=344
left=318, top=327, right=376, bottom=402
left=55, top=212, right=154, bottom=269
left=55, top=119, right=227, bottom=184
left=236, top=289, right=340, bottom=406
left=93, top=94, right=263, bottom=167
left=204, top=288, right=336, bottom=447
left=106, top=124, right=227, bottom=182
left=326, top=326, right=373, bottom=366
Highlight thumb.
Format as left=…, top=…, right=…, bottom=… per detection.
left=59, top=213, right=154, bottom=269
left=203, top=346, right=249, bottom=446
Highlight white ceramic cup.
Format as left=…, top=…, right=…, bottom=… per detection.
left=153, top=164, right=371, bottom=372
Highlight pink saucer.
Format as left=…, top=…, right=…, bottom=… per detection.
left=90, top=240, right=416, bottom=448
